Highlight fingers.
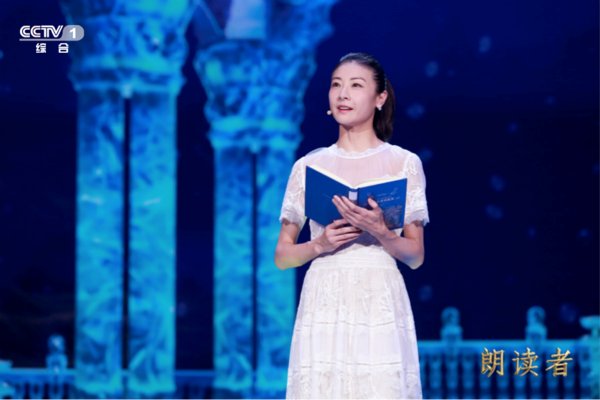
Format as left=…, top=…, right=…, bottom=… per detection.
left=322, top=228, right=360, bottom=248
left=326, top=219, right=361, bottom=237
left=337, top=231, right=361, bottom=239
left=336, top=195, right=380, bottom=212
left=340, top=225, right=362, bottom=234
left=333, top=232, right=361, bottom=244
left=327, top=221, right=361, bottom=235
left=367, top=197, right=379, bottom=209
left=333, top=197, right=363, bottom=226
left=330, top=229, right=362, bottom=240
left=329, top=218, right=349, bottom=228
left=333, top=195, right=358, bottom=213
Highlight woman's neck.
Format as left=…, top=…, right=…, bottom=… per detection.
left=336, top=127, right=383, bottom=153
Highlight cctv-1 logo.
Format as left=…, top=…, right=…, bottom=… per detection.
left=19, top=25, right=85, bottom=41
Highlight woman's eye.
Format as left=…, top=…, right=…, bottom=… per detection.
left=352, top=83, right=362, bottom=88
left=331, top=82, right=340, bottom=87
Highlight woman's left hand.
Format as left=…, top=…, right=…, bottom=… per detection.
left=332, top=195, right=389, bottom=237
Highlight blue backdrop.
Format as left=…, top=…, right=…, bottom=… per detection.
left=0, top=0, right=597, bottom=375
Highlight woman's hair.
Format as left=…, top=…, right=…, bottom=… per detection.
left=334, top=52, right=396, bottom=142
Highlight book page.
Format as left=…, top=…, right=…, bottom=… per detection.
left=308, top=165, right=405, bottom=190
left=307, top=164, right=353, bottom=188
left=356, top=175, right=405, bottom=188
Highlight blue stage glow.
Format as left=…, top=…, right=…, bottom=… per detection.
left=478, top=35, right=492, bottom=53
left=418, top=148, right=433, bottom=163
left=527, top=226, right=538, bottom=239
left=485, top=204, right=504, bottom=220
left=490, top=174, right=506, bottom=192
left=559, top=303, right=579, bottom=325
left=578, top=228, right=591, bottom=239
left=406, top=102, right=426, bottom=120
left=507, top=122, right=519, bottom=134
left=545, top=95, right=557, bottom=106
left=418, top=285, right=433, bottom=302
left=425, top=61, right=439, bottom=78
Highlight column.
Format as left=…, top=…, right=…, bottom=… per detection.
left=255, top=147, right=297, bottom=394
left=213, top=144, right=255, bottom=396
left=128, top=91, right=178, bottom=397
left=255, top=1, right=338, bottom=395
left=195, top=40, right=262, bottom=398
left=62, top=0, right=194, bottom=396
left=194, top=0, right=339, bottom=396
left=74, top=89, right=125, bottom=397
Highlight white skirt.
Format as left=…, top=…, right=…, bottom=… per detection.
left=286, top=250, right=423, bottom=399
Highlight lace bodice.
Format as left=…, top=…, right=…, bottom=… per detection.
left=279, top=142, right=429, bottom=256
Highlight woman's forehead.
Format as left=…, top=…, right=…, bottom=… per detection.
left=332, top=62, right=374, bottom=79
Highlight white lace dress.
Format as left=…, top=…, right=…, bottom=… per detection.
left=279, top=142, right=430, bottom=399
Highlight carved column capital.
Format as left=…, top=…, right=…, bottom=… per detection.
left=61, top=0, right=196, bottom=94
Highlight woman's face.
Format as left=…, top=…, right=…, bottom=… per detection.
left=328, top=61, right=387, bottom=132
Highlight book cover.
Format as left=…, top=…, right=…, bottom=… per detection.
left=305, top=165, right=407, bottom=229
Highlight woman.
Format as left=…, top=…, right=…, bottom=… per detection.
left=275, top=52, right=429, bottom=399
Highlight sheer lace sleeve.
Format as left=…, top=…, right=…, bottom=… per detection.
left=404, top=153, right=430, bottom=226
left=279, top=157, right=307, bottom=229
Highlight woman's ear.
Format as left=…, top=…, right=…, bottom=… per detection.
left=377, top=90, right=388, bottom=108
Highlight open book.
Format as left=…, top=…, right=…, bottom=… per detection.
left=305, top=165, right=407, bottom=229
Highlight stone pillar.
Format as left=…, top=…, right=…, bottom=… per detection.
left=195, top=41, right=264, bottom=398
left=62, top=0, right=194, bottom=396
left=255, top=146, right=298, bottom=394
left=128, top=91, right=179, bottom=397
left=73, top=88, right=125, bottom=397
left=213, top=143, right=255, bottom=396
left=256, top=1, right=338, bottom=395
left=194, top=0, right=338, bottom=396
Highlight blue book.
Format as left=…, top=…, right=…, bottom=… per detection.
left=305, top=165, right=407, bottom=229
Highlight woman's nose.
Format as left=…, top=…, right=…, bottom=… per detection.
left=338, top=86, right=350, bottom=100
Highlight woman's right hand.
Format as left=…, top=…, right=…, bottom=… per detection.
left=314, top=218, right=362, bottom=255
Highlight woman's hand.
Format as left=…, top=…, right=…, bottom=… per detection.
left=332, top=195, right=389, bottom=237
left=275, top=217, right=361, bottom=269
left=314, top=218, right=362, bottom=254
left=332, top=196, right=425, bottom=269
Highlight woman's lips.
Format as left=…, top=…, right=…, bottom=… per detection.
left=337, top=106, right=353, bottom=113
